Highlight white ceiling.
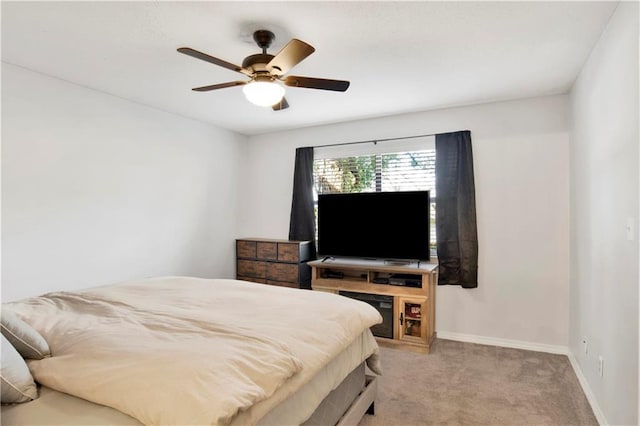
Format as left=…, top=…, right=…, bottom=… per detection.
left=2, top=1, right=617, bottom=136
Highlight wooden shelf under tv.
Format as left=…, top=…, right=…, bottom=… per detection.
left=308, top=258, right=438, bottom=353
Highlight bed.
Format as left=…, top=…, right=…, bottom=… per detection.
left=1, top=276, right=382, bottom=425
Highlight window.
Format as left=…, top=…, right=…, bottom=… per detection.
left=312, top=136, right=436, bottom=253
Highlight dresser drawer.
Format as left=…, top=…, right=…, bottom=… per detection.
left=266, top=280, right=299, bottom=289
left=257, top=242, right=277, bottom=260
left=267, top=262, right=300, bottom=283
left=238, top=276, right=267, bottom=284
left=277, top=243, right=299, bottom=262
left=237, top=260, right=266, bottom=278
left=237, top=240, right=257, bottom=259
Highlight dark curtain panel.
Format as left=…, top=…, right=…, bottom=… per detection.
left=288, top=147, right=317, bottom=258
left=435, top=130, right=478, bottom=288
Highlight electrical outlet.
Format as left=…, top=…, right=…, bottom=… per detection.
left=582, top=337, right=588, bottom=354
left=598, top=356, right=604, bottom=377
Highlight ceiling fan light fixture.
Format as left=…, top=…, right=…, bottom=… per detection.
left=243, top=80, right=285, bottom=107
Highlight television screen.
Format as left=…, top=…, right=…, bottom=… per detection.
left=317, top=191, right=430, bottom=261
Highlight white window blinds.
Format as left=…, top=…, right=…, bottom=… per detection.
left=313, top=135, right=435, bottom=194
left=314, top=151, right=436, bottom=194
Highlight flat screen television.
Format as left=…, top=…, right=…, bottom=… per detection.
left=317, top=190, right=430, bottom=261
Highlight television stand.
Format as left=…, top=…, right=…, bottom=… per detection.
left=308, top=258, right=438, bottom=353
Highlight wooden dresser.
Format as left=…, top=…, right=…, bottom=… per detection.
left=236, top=238, right=313, bottom=289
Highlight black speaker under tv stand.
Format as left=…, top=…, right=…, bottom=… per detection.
left=382, top=259, right=422, bottom=268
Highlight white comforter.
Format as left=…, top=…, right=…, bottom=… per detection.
left=6, top=277, right=382, bottom=426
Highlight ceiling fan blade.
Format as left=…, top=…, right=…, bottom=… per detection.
left=177, top=47, right=251, bottom=76
left=284, top=76, right=350, bottom=92
left=272, top=97, right=290, bottom=111
left=267, top=39, right=315, bottom=75
left=192, top=81, right=247, bottom=92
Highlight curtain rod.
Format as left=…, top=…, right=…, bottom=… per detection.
left=311, top=132, right=437, bottom=149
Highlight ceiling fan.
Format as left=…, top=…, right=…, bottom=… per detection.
left=177, top=30, right=350, bottom=111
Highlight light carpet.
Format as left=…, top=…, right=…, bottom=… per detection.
left=359, top=339, right=597, bottom=425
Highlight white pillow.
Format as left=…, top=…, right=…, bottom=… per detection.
left=1, top=334, right=38, bottom=403
left=0, top=308, right=50, bottom=360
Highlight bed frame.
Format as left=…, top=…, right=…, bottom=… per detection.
left=2, top=364, right=378, bottom=426
left=301, top=363, right=377, bottom=426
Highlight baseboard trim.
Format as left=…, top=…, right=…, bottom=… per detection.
left=436, top=331, right=569, bottom=355
left=436, top=331, right=607, bottom=425
left=567, top=352, right=608, bottom=426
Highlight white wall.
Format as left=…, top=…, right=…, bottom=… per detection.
left=241, top=95, right=571, bottom=349
left=2, top=64, right=247, bottom=301
left=569, top=2, right=639, bottom=424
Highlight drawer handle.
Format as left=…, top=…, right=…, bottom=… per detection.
left=399, top=312, right=403, bottom=325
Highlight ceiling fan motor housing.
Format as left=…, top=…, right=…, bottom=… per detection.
left=242, top=53, right=275, bottom=73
